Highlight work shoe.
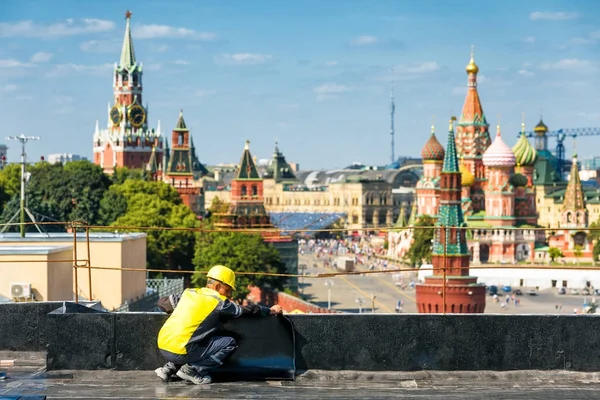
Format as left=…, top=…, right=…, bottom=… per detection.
left=154, top=362, right=179, bottom=382
left=176, top=364, right=212, bottom=385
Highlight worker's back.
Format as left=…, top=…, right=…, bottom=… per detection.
left=158, top=287, right=226, bottom=355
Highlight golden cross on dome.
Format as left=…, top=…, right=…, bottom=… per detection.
left=125, top=10, right=132, bottom=19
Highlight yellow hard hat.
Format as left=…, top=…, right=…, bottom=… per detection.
left=207, top=265, right=236, bottom=290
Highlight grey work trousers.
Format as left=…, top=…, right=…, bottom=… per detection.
left=161, top=336, right=238, bottom=375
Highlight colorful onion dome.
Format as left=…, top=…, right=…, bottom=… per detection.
left=421, top=126, right=445, bottom=161
left=482, top=125, right=517, bottom=167
left=510, top=173, right=529, bottom=187
left=459, top=160, right=475, bottom=187
left=534, top=119, right=548, bottom=136
left=512, top=125, right=537, bottom=166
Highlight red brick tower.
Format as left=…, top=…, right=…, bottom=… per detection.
left=151, top=110, right=208, bottom=215
left=416, top=118, right=486, bottom=314
left=93, top=11, right=162, bottom=173
left=214, top=141, right=273, bottom=231
left=455, top=48, right=491, bottom=213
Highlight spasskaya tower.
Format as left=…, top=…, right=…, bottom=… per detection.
left=93, top=11, right=162, bottom=172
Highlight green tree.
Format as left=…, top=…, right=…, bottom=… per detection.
left=98, top=179, right=183, bottom=226
left=193, top=231, right=287, bottom=301
left=0, top=160, right=111, bottom=229
left=406, top=215, right=435, bottom=267
left=104, top=180, right=199, bottom=275
left=111, top=167, right=148, bottom=185
left=0, top=163, right=22, bottom=198
left=548, top=247, right=563, bottom=263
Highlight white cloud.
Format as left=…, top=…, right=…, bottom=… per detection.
left=30, top=52, right=53, bottom=63
left=133, top=24, right=217, bottom=40
left=523, top=36, right=536, bottom=44
left=314, top=83, right=352, bottom=94
left=173, top=60, right=190, bottom=66
left=394, top=62, right=440, bottom=74
left=351, top=35, right=378, bottom=46
left=314, top=83, right=352, bottom=101
left=325, top=61, right=338, bottom=67
left=530, top=11, right=580, bottom=21
left=155, top=44, right=169, bottom=53
left=46, top=63, right=112, bottom=77
left=0, top=59, right=35, bottom=68
left=0, top=84, right=17, bottom=93
left=53, top=95, right=73, bottom=105
left=540, top=59, right=596, bottom=72
left=216, top=53, right=273, bottom=65
left=518, top=68, right=536, bottom=77
left=0, top=19, right=115, bottom=38
left=80, top=39, right=121, bottom=53
left=195, top=89, right=216, bottom=97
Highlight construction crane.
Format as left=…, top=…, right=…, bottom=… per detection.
left=517, top=127, right=600, bottom=178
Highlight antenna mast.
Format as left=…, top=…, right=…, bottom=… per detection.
left=390, top=78, right=395, bottom=164
left=2, top=134, right=44, bottom=237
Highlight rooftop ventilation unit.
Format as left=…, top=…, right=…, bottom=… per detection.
left=10, top=282, right=31, bottom=298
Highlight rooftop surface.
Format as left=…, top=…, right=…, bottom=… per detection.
left=0, top=245, right=72, bottom=255
left=1, top=353, right=599, bottom=400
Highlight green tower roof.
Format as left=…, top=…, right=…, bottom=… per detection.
left=235, top=141, right=260, bottom=180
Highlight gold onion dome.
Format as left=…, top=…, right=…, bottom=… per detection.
left=534, top=119, right=548, bottom=136
left=512, top=125, right=537, bottom=166
left=420, top=126, right=445, bottom=161
left=459, top=160, right=475, bottom=187
left=510, top=173, right=529, bottom=187
left=466, top=55, right=479, bottom=74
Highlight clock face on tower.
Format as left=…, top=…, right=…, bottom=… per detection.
left=128, top=104, right=146, bottom=128
left=110, top=105, right=122, bottom=126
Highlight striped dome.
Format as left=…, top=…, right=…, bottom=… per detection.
left=421, top=128, right=445, bottom=161
left=512, top=130, right=537, bottom=166
left=483, top=125, right=516, bottom=168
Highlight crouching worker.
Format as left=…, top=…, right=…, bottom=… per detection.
left=155, top=265, right=282, bottom=385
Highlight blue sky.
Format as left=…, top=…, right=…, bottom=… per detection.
left=1, top=0, right=599, bottom=168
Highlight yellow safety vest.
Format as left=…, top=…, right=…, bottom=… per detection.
left=157, top=287, right=228, bottom=355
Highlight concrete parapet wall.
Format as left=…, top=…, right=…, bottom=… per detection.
left=2, top=303, right=600, bottom=372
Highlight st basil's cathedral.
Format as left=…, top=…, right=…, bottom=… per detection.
left=408, top=51, right=544, bottom=264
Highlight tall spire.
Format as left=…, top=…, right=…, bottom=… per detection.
left=564, top=153, right=586, bottom=212
left=119, top=10, right=136, bottom=69
left=456, top=46, right=490, bottom=169
left=390, top=78, right=395, bottom=164
left=432, top=116, right=468, bottom=258
left=174, top=109, right=187, bottom=131
left=236, top=140, right=260, bottom=180
left=443, top=117, right=460, bottom=173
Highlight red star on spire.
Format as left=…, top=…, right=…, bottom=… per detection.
left=125, top=10, right=132, bottom=19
